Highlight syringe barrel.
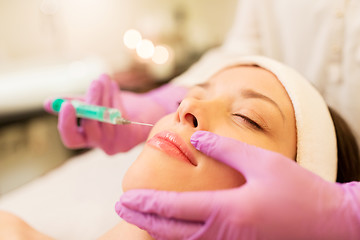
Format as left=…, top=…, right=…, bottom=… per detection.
left=51, top=98, right=122, bottom=124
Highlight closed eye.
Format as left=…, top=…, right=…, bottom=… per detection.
left=232, top=113, right=262, bottom=130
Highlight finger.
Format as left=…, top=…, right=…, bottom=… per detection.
left=190, top=131, right=281, bottom=177
left=82, top=80, right=103, bottom=146
left=58, top=102, right=87, bottom=148
left=120, top=189, right=221, bottom=222
left=96, top=75, right=117, bottom=147
left=98, top=74, right=112, bottom=107
left=81, top=119, right=102, bottom=147
left=86, top=78, right=103, bottom=105
left=111, top=81, right=122, bottom=109
left=43, top=97, right=55, bottom=113
left=116, top=202, right=202, bottom=240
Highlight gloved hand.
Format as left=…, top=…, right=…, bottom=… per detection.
left=44, top=74, right=187, bottom=155
left=116, top=131, right=360, bottom=240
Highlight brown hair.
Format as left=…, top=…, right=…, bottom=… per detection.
left=329, top=107, right=360, bottom=183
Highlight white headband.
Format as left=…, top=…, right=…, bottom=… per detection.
left=174, top=54, right=337, bottom=182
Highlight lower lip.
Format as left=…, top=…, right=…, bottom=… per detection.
left=147, top=133, right=194, bottom=165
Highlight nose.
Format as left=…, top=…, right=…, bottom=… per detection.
left=176, top=98, right=206, bottom=129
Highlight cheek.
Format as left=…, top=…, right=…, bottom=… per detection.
left=212, top=125, right=287, bottom=161
left=211, top=124, right=262, bottom=149
left=194, top=156, right=246, bottom=190
left=277, top=121, right=297, bottom=160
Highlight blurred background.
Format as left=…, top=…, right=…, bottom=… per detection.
left=0, top=0, right=238, bottom=195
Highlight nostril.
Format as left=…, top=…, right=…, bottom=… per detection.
left=184, top=113, right=198, bottom=128
left=193, top=117, right=198, bottom=127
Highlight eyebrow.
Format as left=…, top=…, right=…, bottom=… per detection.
left=241, top=89, right=285, bottom=121
left=195, top=82, right=210, bottom=88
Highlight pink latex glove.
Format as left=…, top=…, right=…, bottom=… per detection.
left=44, top=74, right=187, bottom=155
left=116, top=131, right=360, bottom=240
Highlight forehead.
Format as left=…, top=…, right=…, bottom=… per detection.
left=208, top=66, right=289, bottom=99
left=207, top=65, right=294, bottom=114
left=208, top=65, right=280, bottom=89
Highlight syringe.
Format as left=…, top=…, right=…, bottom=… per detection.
left=50, top=98, right=154, bottom=127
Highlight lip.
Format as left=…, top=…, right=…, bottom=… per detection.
left=147, top=131, right=197, bottom=166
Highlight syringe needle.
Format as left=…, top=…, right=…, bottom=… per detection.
left=115, top=118, right=154, bottom=127
left=129, top=121, right=154, bottom=127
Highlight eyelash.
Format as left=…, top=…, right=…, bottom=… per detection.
left=232, top=114, right=262, bottom=130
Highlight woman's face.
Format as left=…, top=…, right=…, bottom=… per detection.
left=123, top=66, right=296, bottom=192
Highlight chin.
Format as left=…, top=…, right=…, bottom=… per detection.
left=121, top=149, right=198, bottom=192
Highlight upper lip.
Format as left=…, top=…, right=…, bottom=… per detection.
left=148, top=130, right=197, bottom=166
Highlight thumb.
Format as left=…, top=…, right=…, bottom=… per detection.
left=119, top=189, right=220, bottom=222
left=116, top=202, right=202, bottom=240
left=58, top=102, right=87, bottom=148
left=190, top=131, right=278, bottom=178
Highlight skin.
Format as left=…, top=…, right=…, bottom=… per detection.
left=122, top=66, right=297, bottom=193
left=0, top=210, right=53, bottom=240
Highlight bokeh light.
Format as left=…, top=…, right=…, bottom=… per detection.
left=136, top=39, right=155, bottom=59
left=123, top=29, right=142, bottom=49
left=152, top=45, right=169, bottom=64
